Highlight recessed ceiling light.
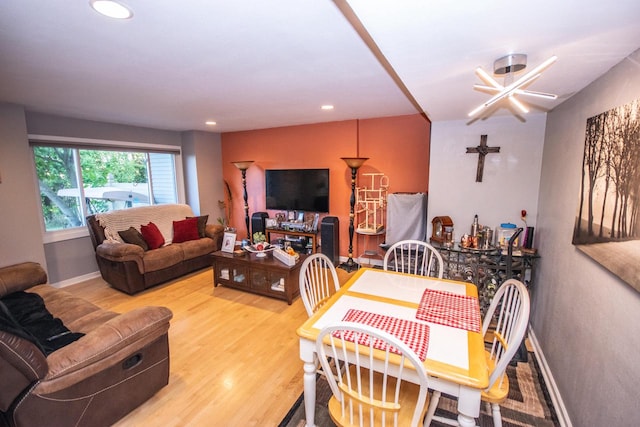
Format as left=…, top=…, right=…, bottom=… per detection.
left=205, top=121, right=217, bottom=126
left=90, top=1, right=133, bottom=19
left=321, top=105, right=334, bottom=110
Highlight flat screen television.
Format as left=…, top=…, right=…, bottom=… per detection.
left=265, top=168, right=329, bottom=213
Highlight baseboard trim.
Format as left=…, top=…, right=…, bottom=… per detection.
left=51, top=271, right=101, bottom=288
left=528, top=328, right=572, bottom=427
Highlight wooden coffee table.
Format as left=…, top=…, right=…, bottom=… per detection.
left=211, top=250, right=306, bottom=304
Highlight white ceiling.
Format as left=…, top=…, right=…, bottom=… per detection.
left=1, top=0, right=639, bottom=133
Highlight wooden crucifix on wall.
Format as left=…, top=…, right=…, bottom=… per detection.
left=466, top=135, right=500, bottom=182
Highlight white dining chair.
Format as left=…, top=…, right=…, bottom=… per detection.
left=299, top=253, right=342, bottom=380
left=317, top=322, right=430, bottom=427
left=299, top=253, right=341, bottom=317
left=423, top=278, right=531, bottom=427
left=383, top=240, right=444, bottom=279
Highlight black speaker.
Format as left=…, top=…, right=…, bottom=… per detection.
left=321, top=216, right=340, bottom=266
left=251, top=212, right=269, bottom=237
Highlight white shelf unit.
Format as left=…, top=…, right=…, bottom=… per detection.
left=355, top=173, right=389, bottom=234
left=354, top=172, right=389, bottom=266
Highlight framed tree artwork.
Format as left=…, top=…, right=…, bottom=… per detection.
left=572, top=98, right=640, bottom=292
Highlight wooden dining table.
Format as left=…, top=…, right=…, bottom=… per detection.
left=296, top=268, right=489, bottom=427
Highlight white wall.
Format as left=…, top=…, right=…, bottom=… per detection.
left=0, top=104, right=47, bottom=269
left=182, top=133, right=202, bottom=214
left=181, top=131, right=224, bottom=218
left=429, top=114, right=546, bottom=241
left=534, top=48, right=640, bottom=427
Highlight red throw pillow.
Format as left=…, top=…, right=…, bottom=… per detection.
left=173, top=217, right=200, bottom=243
left=140, top=222, right=165, bottom=249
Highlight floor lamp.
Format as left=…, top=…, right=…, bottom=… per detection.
left=232, top=160, right=254, bottom=242
left=339, top=157, right=368, bottom=272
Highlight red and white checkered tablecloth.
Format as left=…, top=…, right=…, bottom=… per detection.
left=335, top=309, right=430, bottom=360
left=415, top=289, right=481, bottom=333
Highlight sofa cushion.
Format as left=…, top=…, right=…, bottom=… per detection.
left=1, top=291, right=84, bottom=355
left=177, top=238, right=217, bottom=260
left=172, top=218, right=199, bottom=243
left=141, top=222, right=165, bottom=250
left=30, top=285, right=119, bottom=334
left=118, top=227, right=149, bottom=251
left=142, top=245, right=184, bottom=272
left=188, top=215, right=209, bottom=238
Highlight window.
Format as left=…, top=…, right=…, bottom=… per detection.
left=32, top=141, right=180, bottom=235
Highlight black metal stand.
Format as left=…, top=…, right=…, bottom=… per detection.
left=339, top=165, right=360, bottom=272
left=232, top=160, right=254, bottom=243
left=240, top=169, right=250, bottom=242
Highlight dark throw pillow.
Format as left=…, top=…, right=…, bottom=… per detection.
left=187, top=215, right=209, bottom=238
left=118, top=227, right=149, bottom=251
left=173, top=217, right=200, bottom=243
left=140, top=222, right=165, bottom=249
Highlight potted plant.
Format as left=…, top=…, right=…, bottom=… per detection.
left=253, top=231, right=266, bottom=247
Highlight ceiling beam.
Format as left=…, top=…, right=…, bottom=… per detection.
left=333, top=0, right=430, bottom=123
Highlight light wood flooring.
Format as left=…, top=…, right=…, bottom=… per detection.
left=65, top=266, right=353, bottom=426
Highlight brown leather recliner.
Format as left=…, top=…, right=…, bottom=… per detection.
left=0, top=262, right=172, bottom=427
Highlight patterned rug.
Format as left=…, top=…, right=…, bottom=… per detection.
left=279, top=350, right=559, bottom=427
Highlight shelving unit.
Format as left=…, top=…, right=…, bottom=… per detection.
left=354, top=173, right=388, bottom=265
left=356, top=228, right=386, bottom=266
left=264, top=228, right=319, bottom=254
left=355, top=173, right=389, bottom=233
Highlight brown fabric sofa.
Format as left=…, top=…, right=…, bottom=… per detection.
left=0, top=262, right=172, bottom=427
left=87, top=204, right=224, bottom=294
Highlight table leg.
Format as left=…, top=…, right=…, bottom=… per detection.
left=300, top=338, right=317, bottom=427
left=457, top=413, right=476, bottom=427
left=303, top=359, right=317, bottom=427
left=457, top=386, right=481, bottom=427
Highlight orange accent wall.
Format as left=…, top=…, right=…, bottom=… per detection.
left=221, top=114, right=431, bottom=258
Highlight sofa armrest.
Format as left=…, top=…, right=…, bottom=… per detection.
left=38, top=306, right=172, bottom=394
left=205, top=224, right=224, bottom=250
left=0, top=332, right=48, bottom=411
left=96, top=241, right=144, bottom=259
left=96, top=241, right=145, bottom=273
left=205, top=223, right=224, bottom=238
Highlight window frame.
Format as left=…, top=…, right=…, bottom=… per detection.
left=29, top=134, right=185, bottom=243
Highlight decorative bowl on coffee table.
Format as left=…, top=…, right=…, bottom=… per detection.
left=245, top=243, right=275, bottom=257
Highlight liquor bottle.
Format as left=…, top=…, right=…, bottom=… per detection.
left=470, top=214, right=479, bottom=237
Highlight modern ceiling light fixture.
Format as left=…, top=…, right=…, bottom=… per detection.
left=90, top=0, right=133, bottom=20
left=469, top=54, right=558, bottom=118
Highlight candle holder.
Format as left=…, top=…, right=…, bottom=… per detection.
left=232, top=161, right=254, bottom=241
left=339, top=157, right=368, bottom=272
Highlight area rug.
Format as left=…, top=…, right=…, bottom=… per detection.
left=279, top=351, right=559, bottom=427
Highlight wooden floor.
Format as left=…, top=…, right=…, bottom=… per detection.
left=65, top=266, right=353, bottom=426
